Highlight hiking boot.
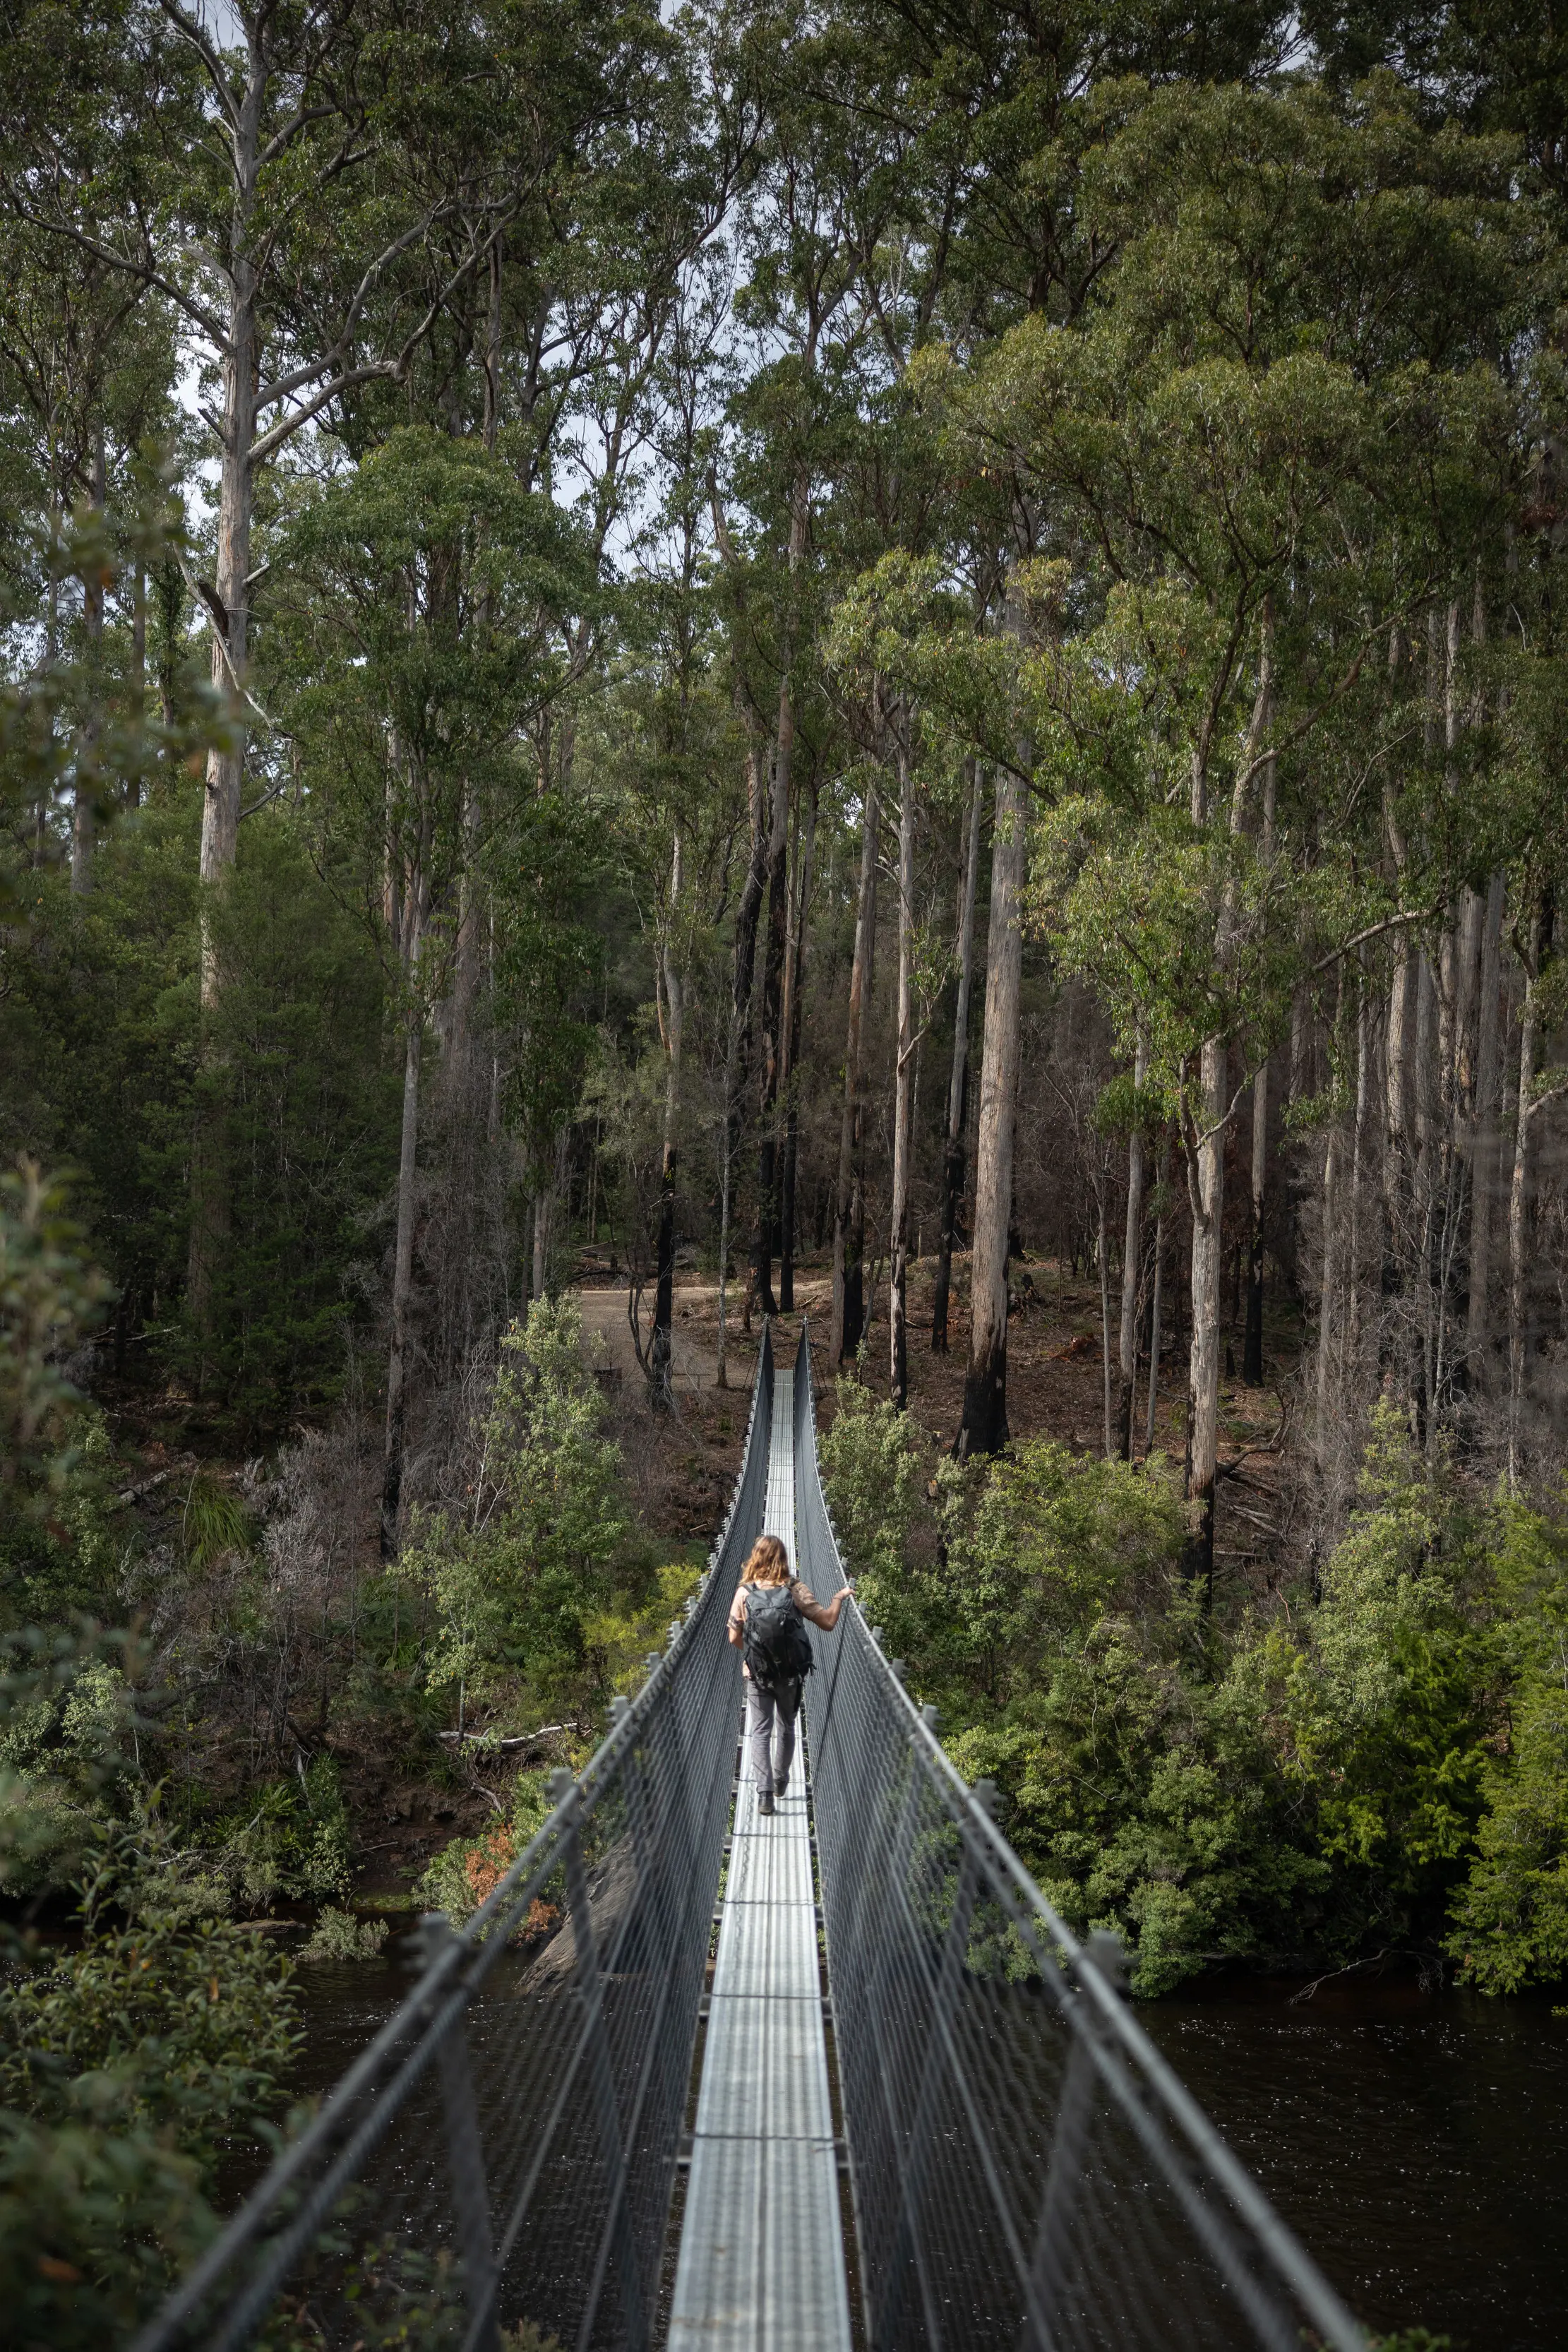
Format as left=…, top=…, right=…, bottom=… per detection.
left=774, top=1773, right=789, bottom=1797
left=758, top=1791, right=775, bottom=1817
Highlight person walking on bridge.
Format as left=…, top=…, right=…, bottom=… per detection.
left=727, top=1533, right=851, bottom=1817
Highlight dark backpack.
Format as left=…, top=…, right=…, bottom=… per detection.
left=742, top=1582, right=815, bottom=1692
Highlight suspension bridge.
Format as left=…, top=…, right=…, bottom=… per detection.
left=134, top=1324, right=1367, bottom=2352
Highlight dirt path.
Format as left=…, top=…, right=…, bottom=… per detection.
left=573, top=1281, right=761, bottom=1395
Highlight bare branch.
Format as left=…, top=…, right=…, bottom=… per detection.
left=1310, top=905, right=1441, bottom=978
left=155, top=0, right=242, bottom=135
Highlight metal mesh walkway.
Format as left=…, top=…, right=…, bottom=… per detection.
left=669, top=1364, right=854, bottom=2352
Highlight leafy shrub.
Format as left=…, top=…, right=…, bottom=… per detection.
left=0, top=1812, right=299, bottom=2347
left=396, top=1299, right=630, bottom=1715
left=211, top=1753, right=354, bottom=1911
left=1447, top=1494, right=1568, bottom=1991
left=415, top=1767, right=562, bottom=1935
left=816, top=1377, right=922, bottom=1612
left=299, top=1906, right=389, bottom=1962
left=0, top=1650, right=141, bottom=1899
left=821, top=1398, right=1568, bottom=1998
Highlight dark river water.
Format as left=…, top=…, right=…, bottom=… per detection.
left=1140, top=1976, right=1568, bottom=2349
left=294, top=1957, right=1568, bottom=2349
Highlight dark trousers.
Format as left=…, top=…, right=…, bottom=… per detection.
left=743, top=1675, right=801, bottom=1794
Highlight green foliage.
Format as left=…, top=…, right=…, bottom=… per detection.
left=179, top=1470, right=253, bottom=1572
left=1, top=1815, right=299, bottom=2162
left=816, top=1375, right=923, bottom=1605
left=1447, top=1496, right=1568, bottom=1991
left=193, top=816, right=402, bottom=1423
left=210, top=1755, right=355, bottom=1914
left=0, top=1813, right=299, bottom=2348
left=0, top=1161, right=111, bottom=1506
left=1282, top=1409, right=1492, bottom=1947
left=0, top=2106, right=214, bottom=2352
left=298, top=1906, right=389, bottom=1962
left=0, top=802, right=400, bottom=1431
left=825, top=1404, right=1568, bottom=1997
left=397, top=1298, right=630, bottom=1714
left=0, top=1648, right=140, bottom=1899
left=414, top=1766, right=558, bottom=1930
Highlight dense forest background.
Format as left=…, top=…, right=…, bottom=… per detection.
left=4, top=0, right=1568, bottom=2334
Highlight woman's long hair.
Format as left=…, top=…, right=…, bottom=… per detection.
left=741, top=1534, right=791, bottom=1587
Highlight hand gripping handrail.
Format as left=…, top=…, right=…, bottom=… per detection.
left=133, top=1325, right=776, bottom=2352
left=794, top=1323, right=1367, bottom=2352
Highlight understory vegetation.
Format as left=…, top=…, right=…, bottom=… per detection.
left=4, top=0, right=1568, bottom=2333
left=825, top=1380, right=1568, bottom=1997
left=0, top=1180, right=677, bottom=2341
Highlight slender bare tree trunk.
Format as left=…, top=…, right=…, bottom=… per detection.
left=933, top=759, right=983, bottom=1354
left=1345, top=977, right=1371, bottom=1387
left=750, top=470, right=810, bottom=1321
left=383, top=908, right=426, bottom=1559
left=1315, top=971, right=1348, bottom=1475
left=72, top=426, right=109, bottom=893
left=128, top=556, right=145, bottom=808
left=957, top=761, right=1026, bottom=1458
left=750, top=734, right=791, bottom=1320
left=1099, top=1168, right=1113, bottom=1457
left=1115, top=1026, right=1149, bottom=1454
left=832, top=782, right=879, bottom=1363
left=1145, top=1132, right=1171, bottom=1457
left=651, top=830, right=683, bottom=1407
left=1466, top=871, right=1506, bottom=1383
left=889, top=732, right=916, bottom=1409
left=1243, top=712, right=1276, bottom=1385
left=201, top=266, right=258, bottom=951
left=187, top=257, right=258, bottom=1370
left=717, top=727, right=769, bottom=1386
left=779, top=773, right=817, bottom=1314
left=1508, top=901, right=1547, bottom=1486
left=1183, top=612, right=1271, bottom=1588
left=1185, top=1037, right=1226, bottom=1596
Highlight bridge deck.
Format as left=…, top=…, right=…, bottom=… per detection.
left=668, top=1363, right=854, bottom=2352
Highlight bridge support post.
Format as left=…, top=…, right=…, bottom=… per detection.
left=551, top=1767, right=649, bottom=2352
left=418, top=1914, right=501, bottom=2352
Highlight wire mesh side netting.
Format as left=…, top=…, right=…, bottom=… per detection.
left=136, top=1327, right=774, bottom=2352
left=793, top=1328, right=1367, bottom=2352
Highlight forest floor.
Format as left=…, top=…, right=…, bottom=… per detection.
left=614, top=1250, right=1304, bottom=1615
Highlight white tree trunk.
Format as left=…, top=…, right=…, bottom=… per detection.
left=383, top=930, right=425, bottom=1558
left=1508, top=908, right=1543, bottom=1486
left=958, top=761, right=1026, bottom=1458
left=889, top=735, right=916, bottom=1408
left=933, top=759, right=983, bottom=1353
left=1116, top=1026, right=1149, bottom=1454
left=831, top=782, right=879, bottom=1363
left=1466, top=871, right=1506, bottom=1378
left=1185, top=1037, right=1226, bottom=1589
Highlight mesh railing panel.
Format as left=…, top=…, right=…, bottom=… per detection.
left=793, top=1328, right=1366, bottom=2352
left=136, top=1328, right=774, bottom=2352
